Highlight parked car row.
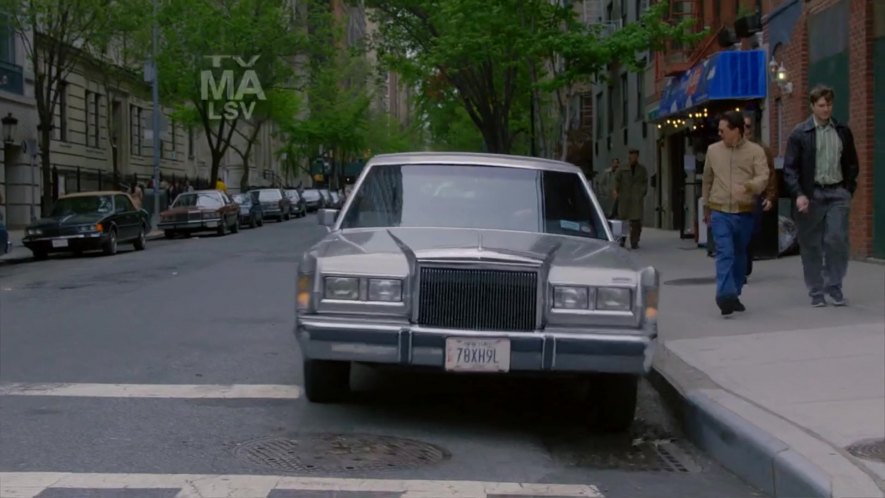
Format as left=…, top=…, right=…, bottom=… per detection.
left=18, top=186, right=326, bottom=260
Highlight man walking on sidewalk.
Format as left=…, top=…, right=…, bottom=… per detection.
left=743, top=116, right=778, bottom=282
left=783, top=85, right=859, bottom=307
left=702, top=111, right=770, bottom=316
left=614, top=149, right=647, bottom=249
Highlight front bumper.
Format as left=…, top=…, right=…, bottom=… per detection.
left=158, top=218, right=222, bottom=231
left=295, top=315, right=656, bottom=375
left=23, top=232, right=108, bottom=252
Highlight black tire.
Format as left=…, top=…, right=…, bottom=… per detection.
left=164, top=230, right=175, bottom=239
left=249, top=215, right=256, bottom=229
left=32, top=250, right=48, bottom=260
left=284, top=210, right=291, bottom=221
left=217, top=220, right=228, bottom=236
left=133, top=225, right=147, bottom=250
left=231, top=218, right=240, bottom=233
left=587, top=374, right=638, bottom=432
left=303, top=359, right=351, bottom=403
left=102, top=229, right=118, bottom=256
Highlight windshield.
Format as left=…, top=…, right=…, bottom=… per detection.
left=302, top=190, right=321, bottom=201
left=173, top=193, right=224, bottom=209
left=233, top=194, right=249, bottom=204
left=339, top=164, right=606, bottom=239
left=51, top=196, right=113, bottom=216
left=285, top=190, right=301, bottom=200
left=258, top=190, right=282, bottom=201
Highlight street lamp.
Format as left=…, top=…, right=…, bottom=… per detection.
left=2, top=112, right=18, bottom=144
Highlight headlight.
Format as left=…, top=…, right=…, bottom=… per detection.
left=368, top=278, right=402, bottom=302
left=553, top=286, right=590, bottom=309
left=77, top=224, right=98, bottom=233
left=596, top=287, right=632, bottom=311
left=324, top=277, right=359, bottom=300
left=27, top=228, right=42, bottom=235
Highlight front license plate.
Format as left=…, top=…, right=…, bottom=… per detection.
left=51, top=239, right=68, bottom=248
left=445, top=338, right=510, bottom=373
left=206, top=221, right=218, bottom=228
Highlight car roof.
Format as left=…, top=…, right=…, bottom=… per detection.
left=60, top=191, right=128, bottom=198
left=366, top=152, right=581, bottom=173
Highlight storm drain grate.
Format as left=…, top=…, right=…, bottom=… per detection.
left=544, top=423, right=702, bottom=473
left=846, top=438, right=885, bottom=463
left=664, top=277, right=717, bottom=286
left=234, top=433, right=450, bottom=473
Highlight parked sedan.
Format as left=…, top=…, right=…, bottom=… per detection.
left=300, top=189, right=324, bottom=211
left=22, top=191, right=150, bottom=259
left=284, top=189, right=308, bottom=218
left=295, top=152, right=659, bottom=432
left=159, top=190, right=239, bottom=237
left=233, top=191, right=264, bottom=228
left=253, top=188, right=291, bottom=222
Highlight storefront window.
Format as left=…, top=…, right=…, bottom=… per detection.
left=0, top=14, right=15, bottom=64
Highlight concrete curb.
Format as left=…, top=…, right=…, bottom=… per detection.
left=649, top=365, right=885, bottom=498
left=0, top=230, right=167, bottom=264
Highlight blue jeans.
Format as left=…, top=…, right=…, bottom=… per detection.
left=711, top=211, right=756, bottom=300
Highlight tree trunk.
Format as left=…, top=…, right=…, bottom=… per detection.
left=558, top=88, right=573, bottom=162
left=39, top=127, right=53, bottom=216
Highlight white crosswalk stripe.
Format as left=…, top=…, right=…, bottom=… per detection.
left=0, top=383, right=301, bottom=399
left=0, top=472, right=604, bottom=497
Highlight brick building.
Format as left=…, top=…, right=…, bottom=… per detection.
left=765, top=0, right=884, bottom=259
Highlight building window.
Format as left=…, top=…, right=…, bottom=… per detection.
left=620, top=0, right=627, bottom=27
left=188, top=127, right=195, bottom=159
left=85, top=90, right=93, bottom=146
left=130, top=105, right=142, bottom=156
left=93, top=92, right=100, bottom=148
left=580, top=92, right=593, bottom=128
left=607, top=85, right=614, bottom=133
left=621, top=73, right=628, bottom=128
left=54, top=83, right=68, bottom=141
left=595, top=92, right=603, bottom=139
left=634, top=0, right=642, bottom=21
left=636, top=72, right=644, bottom=120
left=0, top=14, right=14, bottom=64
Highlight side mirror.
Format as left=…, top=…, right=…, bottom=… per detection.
left=609, top=219, right=627, bottom=243
left=318, top=208, right=339, bottom=227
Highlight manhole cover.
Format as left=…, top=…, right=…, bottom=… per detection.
left=846, top=438, right=885, bottom=463
left=234, top=433, right=450, bottom=473
left=664, top=276, right=716, bottom=286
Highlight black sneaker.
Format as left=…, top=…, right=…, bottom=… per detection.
left=734, top=299, right=746, bottom=312
left=717, top=297, right=735, bottom=316
left=828, top=289, right=846, bottom=306
left=811, top=296, right=827, bottom=307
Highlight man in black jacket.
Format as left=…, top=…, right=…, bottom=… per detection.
left=783, top=85, right=860, bottom=307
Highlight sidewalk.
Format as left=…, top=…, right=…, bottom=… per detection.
left=639, top=228, right=885, bottom=498
left=1, top=227, right=165, bottom=263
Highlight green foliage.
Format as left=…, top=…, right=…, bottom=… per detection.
left=156, top=0, right=302, bottom=181
left=363, top=0, right=703, bottom=155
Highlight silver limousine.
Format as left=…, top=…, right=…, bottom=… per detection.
left=295, top=152, right=659, bottom=431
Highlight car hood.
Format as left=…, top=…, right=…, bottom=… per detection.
left=29, top=212, right=108, bottom=228
left=310, top=227, right=643, bottom=286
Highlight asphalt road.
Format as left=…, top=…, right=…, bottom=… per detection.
left=0, top=215, right=764, bottom=498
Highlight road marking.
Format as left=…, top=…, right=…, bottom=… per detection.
left=0, top=472, right=604, bottom=497
left=0, top=383, right=302, bottom=399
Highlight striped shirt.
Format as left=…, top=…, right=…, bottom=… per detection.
left=814, top=118, right=843, bottom=185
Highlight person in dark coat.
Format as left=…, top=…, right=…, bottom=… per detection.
left=613, top=148, right=648, bottom=249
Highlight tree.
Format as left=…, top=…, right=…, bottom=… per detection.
left=156, top=0, right=301, bottom=185
left=364, top=0, right=700, bottom=156
left=2, top=0, right=114, bottom=212
left=230, top=88, right=301, bottom=189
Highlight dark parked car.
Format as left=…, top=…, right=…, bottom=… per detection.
left=159, top=190, right=240, bottom=237
left=284, top=189, right=308, bottom=217
left=22, top=191, right=150, bottom=259
left=253, top=188, right=292, bottom=222
left=233, top=191, right=264, bottom=228
left=300, top=189, right=324, bottom=212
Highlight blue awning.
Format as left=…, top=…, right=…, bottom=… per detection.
left=657, top=49, right=768, bottom=119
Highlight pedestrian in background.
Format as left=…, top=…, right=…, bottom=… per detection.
left=702, top=110, right=769, bottom=316
left=595, top=158, right=620, bottom=218
left=783, top=84, right=859, bottom=307
left=613, top=149, right=647, bottom=249
left=743, top=116, right=778, bottom=283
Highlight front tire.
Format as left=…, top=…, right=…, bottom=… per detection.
left=133, top=225, right=147, bottom=250
left=587, top=374, right=638, bottom=432
left=102, top=229, right=118, bottom=256
left=303, top=359, right=351, bottom=403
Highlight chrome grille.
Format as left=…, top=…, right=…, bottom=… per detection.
left=418, top=267, right=538, bottom=332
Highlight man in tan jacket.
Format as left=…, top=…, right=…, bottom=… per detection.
left=702, top=111, right=770, bottom=316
